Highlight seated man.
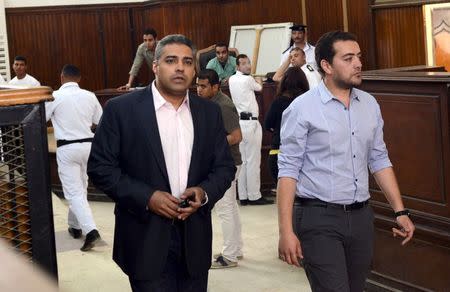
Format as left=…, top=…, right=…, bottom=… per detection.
left=206, top=43, right=236, bottom=84
left=8, top=56, right=41, bottom=87
left=273, top=47, right=321, bottom=89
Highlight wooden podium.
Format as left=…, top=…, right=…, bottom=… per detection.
left=360, top=66, right=450, bottom=291
left=0, top=87, right=58, bottom=279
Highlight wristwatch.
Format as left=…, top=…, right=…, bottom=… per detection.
left=394, top=209, right=410, bottom=218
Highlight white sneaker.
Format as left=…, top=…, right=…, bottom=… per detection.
left=213, top=253, right=243, bottom=260
left=211, top=256, right=238, bottom=269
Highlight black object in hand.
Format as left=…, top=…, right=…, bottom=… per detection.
left=179, top=193, right=195, bottom=208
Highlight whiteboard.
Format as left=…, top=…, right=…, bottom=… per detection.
left=229, top=22, right=292, bottom=75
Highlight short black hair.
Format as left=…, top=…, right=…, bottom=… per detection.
left=215, top=42, right=228, bottom=50
left=290, top=47, right=305, bottom=55
left=14, top=56, right=27, bottom=64
left=155, top=34, right=196, bottom=62
left=236, top=54, right=248, bottom=66
left=61, top=64, right=81, bottom=78
left=197, top=69, right=220, bottom=86
left=143, top=28, right=157, bottom=38
left=315, top=30, right=357, bottom=76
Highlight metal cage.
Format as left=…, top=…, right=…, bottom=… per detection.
left=0, top=88, right=57, bottom=279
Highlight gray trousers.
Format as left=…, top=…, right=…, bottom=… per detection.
left=293, top=201, right=374, bottom=292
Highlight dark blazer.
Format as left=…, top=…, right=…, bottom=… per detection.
left=87, top=86, right=236, bottom=280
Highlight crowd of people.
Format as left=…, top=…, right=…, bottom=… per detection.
left=1, top=23, right=416, bottom=292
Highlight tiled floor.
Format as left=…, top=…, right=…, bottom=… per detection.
left=52, top=195, right=311, bottom=292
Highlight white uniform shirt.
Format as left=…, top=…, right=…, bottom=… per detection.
left=301, top=64, right=322, bottom=89
left=229, top=71, right=262, bottom=117
left=8, top=74, right=41, bottom=87
left=152, top=82, right=194, bottom=199
left=45, top=82, right=103, bottom=141
left=280, top=42, right=316, bottom=68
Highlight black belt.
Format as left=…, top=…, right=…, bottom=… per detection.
left=295, top=197, right=369, bottom=212
left=240, top=117, right=258, bottom=120
left=56, top=138, right=93, bottom=148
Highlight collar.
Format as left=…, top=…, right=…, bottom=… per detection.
left=16, top=74, right=28, bottom=80
left=318, top=80, right=360, bottom=104
left=151, top=81, right=190, bottom=111
left=144, top=41, right=157, bottom=53
left=216, top=56, right=233, bottom=66
left=235, top=70, right=244, bottom=76
left=60, top=82, right=80, bottom=90
left=211, top=91, right=223, bottom=103
left=294, top=42, right=312, bottom=51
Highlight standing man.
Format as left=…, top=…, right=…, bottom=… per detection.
left=118, top=28, right=158, bottom=91
left=8, top=56, right=41, bottom=87
left=277, top=31, right=415, bottom=292
left=88, top=35, right=235, bottom=291
left=206, top=43, right=236, bottom=84
left=280, top=24, right=316, bottom=68
left=229, top=54, right=273, bottom=206
left=196, top=69, right=244, bottom=269
left=273, top=47, right=322, bottom=88
left=45, top=64, right=103, bottom=251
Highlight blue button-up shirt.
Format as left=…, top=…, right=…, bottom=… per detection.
left=278, top=81, right=392, bottom=204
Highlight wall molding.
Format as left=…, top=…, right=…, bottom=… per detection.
left=371, top=0, right=449, bottom=9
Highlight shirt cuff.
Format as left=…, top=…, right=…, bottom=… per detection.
left=277, top=169, right=300, bottom=180
left=369, top=158, right=393, bottom=174
left=201, top=192, right=209, bottom=206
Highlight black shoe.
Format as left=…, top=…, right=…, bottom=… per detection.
left=240, top=199, right=249, bottom=206
left=248, top=197, right=274, bottom=205
left=80, top=229, right=101, bottom=251
left=68, top=227, right=82, bottom=239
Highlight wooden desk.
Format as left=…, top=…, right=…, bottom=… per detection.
left=360, top=66, right=450, bottom=292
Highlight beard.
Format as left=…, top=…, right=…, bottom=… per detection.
left=333, top=74, right=362, bottom=89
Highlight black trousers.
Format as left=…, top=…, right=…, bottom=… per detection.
left=293, top=200, right=374, bottom=292
left=268, top=153, right=279, bottom=183
left=129, top=224, right=208, bottom=292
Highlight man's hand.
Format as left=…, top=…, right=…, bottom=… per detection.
left=117, top=83, right=131, bottom=91
left=278, top=231, right=303, bottom=267
left=148, top=190, right=181, bottom=219
left=177, top=187, right=205, bottom=220
left=393, top=215, right=415, bottom=245
left=254, top=76, right=263, bottom=85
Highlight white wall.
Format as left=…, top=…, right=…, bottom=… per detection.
left=0, top=0, right=11, bottom=81
left=4, top=0, right=145, bottom=8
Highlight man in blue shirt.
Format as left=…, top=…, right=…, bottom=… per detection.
left=277, top=31, right=415, bottom=292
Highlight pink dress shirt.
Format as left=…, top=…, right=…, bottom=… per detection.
left=151, top=82, right=194, bottom=198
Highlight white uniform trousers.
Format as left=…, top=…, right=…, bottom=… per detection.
left=56, top=143, right=97, bottom=235
left=215, top=166, right=243, bottom=262
left=238, top=120, right=262, bottom=201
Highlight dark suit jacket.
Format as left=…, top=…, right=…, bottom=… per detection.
left=87, top=86, right=236, bottom=280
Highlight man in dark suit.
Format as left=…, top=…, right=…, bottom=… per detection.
left=87, top=34, right=236, bottom=292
